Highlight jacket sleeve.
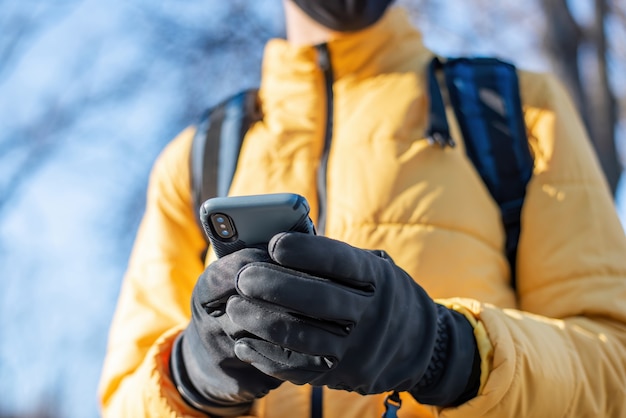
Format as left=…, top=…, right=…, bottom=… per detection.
left=440, top=72, right=626, bottom=417
left=97, top=128, right=259, bottom=417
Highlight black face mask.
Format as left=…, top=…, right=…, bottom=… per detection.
left=291, top=0, right=395, bottom=32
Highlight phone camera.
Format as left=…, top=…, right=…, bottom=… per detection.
left=210, top=213, right=236, bottom=240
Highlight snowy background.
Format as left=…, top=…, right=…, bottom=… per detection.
left=0, top=1, right=624, bottom=417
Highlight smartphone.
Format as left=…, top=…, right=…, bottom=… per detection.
left=200, top=193, right=316, bottom=258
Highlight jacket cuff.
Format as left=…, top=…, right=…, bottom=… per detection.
left=437, top=298, right=494, bottom=394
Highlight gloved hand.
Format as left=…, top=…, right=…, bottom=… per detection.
left=228, top=233, right=481, bottom=406
left=170, top=248, right=283, bottom=416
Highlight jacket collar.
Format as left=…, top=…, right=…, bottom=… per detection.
left=262, top=7, right=432, bottom=85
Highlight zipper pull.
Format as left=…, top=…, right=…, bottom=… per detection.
left=315, top=43, right=331, bottom=72
left=381, top=391, right=402, bottom=418
left=425, top=57, right=456, bottom=148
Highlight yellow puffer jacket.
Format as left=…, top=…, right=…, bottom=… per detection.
left=99, top=7, right=626, bottom=418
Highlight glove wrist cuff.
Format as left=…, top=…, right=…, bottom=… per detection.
left=170, top=334, right=253, bottom=417
left=414, top=304, right=450, bottom=391
left=410, top=305, right=480, bottom=406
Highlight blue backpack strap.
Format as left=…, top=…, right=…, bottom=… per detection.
left=426, top=57, right=534, bottom=290
left=190, top=89, right=261, bottom=240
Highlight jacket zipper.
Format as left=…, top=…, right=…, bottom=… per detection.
left=311, top=385, right=323, bottom=418
left=314, top=43, right=334, bottom=236
left=309, top=43, right=333, bottom=418
left=310, top=43, right=403, bottom=418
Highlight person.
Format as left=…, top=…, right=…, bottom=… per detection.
left=98, top=1, right=626, bottom=417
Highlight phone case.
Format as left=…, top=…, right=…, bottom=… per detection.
left=200, top=193, right=316, bottom=258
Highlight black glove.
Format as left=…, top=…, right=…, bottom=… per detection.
left=228, top=233, right=481, bottom=406
left=170, top=248, right=283, bottom=416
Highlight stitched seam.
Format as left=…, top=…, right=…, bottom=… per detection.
left=239, top=263, right=374, bottom=297
left=521, top=272, right=626, bottom=298
left=355, top=220, right=502, bottom=254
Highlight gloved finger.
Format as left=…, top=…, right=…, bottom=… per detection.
left=194, top=247, right=272, bottom=311
left=226, top=295, right=349, bottom=359
left=236, top=262, right=372, bottom=324
left=234, top=338, right=330, bottom=385
left=268, top=232, right=393, bottom=289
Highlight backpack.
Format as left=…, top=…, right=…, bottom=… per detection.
left=189, top=56, right=534, bottom=291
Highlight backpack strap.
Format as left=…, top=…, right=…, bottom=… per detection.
left=189, top=89, right=261, bottom=240
left=426, top=57, right=534, bottom=290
